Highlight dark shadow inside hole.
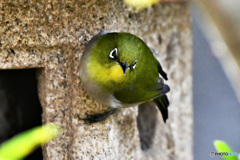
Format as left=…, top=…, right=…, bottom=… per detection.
left=0, top=69, right=43, bottom=160
left=137, top=102, right=158, bottom=150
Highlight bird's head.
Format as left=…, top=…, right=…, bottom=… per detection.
left=86, top=33, right=147, bottom=89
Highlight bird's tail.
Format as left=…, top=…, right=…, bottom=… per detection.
left=153, top=95, right=169, bottom=123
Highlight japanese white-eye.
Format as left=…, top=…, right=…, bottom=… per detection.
left=79, top=31, right=170, bottom=123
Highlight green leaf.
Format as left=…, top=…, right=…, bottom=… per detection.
left=0, top=123, right=61, bottom=160
left=214, top=140, right=238, bottom=160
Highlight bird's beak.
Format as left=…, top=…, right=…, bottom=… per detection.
left=119, top=62, right=129, bottom=75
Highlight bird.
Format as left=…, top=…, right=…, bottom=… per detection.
left=79, top=31, right=170, bottom=123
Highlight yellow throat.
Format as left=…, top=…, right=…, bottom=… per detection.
left=87, top=58, right=125, bottom=84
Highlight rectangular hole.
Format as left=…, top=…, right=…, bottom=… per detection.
left=0, top=69, right=43, bottom=160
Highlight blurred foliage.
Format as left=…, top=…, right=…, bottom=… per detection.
left=214, top=140, right=238, bottom=160
left=123, top=0, right=160, bottom=10
left=0, top=124, right=60, bottom=160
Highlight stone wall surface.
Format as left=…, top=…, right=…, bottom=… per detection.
left=0, top=0, right=192, bottom=159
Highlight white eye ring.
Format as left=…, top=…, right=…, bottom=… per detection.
left=109, top=48, right=118, bottom=59
left=132, top=63, right=136, bottom=69
left=131, top=59, right=137, bottom=70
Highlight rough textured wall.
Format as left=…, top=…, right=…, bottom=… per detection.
left=0, top=0, right=192, bottom=160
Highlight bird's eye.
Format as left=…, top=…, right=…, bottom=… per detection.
left=130, top=60, right=137, bottom=70
left=109, top=48, right=118, bottom=60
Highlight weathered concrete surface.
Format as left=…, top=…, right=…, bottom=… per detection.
left=0, top=0, right=192, bottom=159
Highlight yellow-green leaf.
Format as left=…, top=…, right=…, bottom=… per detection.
left=0, top=124, right=61, bottom=160
left=124, top=0, right=160, bottom=10
left=214, top=140, right=238, bottom=160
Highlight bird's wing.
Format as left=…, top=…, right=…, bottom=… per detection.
left=145, top=77, right=170, bottom=123
left=146, top=77, right=170, bottom=98
left=134, top=77, right=170, bottom=103
left=113, top=76, right=169, bottom=104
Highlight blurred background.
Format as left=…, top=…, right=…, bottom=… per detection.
left=192, top=0, right=240, bottom=159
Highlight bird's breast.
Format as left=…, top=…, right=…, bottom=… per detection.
left=87, top=60, right=125, bottom=84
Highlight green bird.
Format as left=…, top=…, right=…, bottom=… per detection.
left=79, top=31, right=170, bottom=123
